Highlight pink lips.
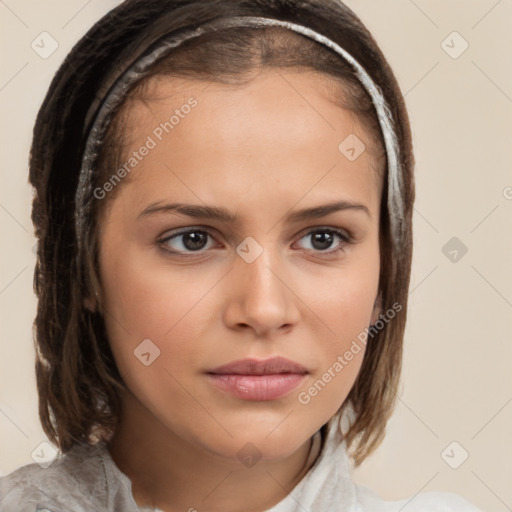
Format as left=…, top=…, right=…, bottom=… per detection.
left=206, top=356, right=308, bottom=401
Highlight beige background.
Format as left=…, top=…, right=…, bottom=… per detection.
left=1, top=0, right=511, bottom=510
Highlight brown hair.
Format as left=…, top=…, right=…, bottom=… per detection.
left=30, top=0, right=414, bottom=466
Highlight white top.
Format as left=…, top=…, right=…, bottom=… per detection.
left=0, top=418, right=481, bottom=512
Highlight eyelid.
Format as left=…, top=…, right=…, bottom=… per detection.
left=157, top=225, right=354, bottom=256
left=157, top=227, right=219, bottom=256
left=292, top=226, right=353, bottom=255
left=294, top=225, right=352, bottom=242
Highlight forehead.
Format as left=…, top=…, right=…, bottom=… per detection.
left=106, top=68, right=384, bottom=216
left=122, top=68, right=382, bottom=158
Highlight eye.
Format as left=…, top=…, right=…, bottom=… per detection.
left=157, top=226, right=352, bottom=257
left=158, top=228, right=217, bottom=255
left=294, top=228, right=351, bottom=254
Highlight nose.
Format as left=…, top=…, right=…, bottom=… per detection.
left=222, top=243, right=300, bottom=337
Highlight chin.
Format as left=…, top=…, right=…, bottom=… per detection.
left=189, top=420, right=314, bottom=465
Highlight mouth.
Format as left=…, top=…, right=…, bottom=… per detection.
left=205, top=356, right=308, bottom=401
left=206, top=356, right=308, bottom=376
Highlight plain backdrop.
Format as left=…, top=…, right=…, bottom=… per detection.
left=1, top=1, right=511, bottom=511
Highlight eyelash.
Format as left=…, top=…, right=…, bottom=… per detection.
left=156, top=226, right=353, bottom=258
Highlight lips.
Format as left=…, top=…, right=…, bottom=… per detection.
left=207, top=356, right=308, bottom=376
left=206, top=357, right=308, bottom=401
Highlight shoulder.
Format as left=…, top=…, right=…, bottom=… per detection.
left=0, top=442, right=114, bottom=512
left=355, top=483, right=482, bottom=511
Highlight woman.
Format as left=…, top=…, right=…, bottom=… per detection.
left=0, top=1, right=480, bottom=510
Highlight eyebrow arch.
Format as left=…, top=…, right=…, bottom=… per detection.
left=137, top=200, right=371, bottom=223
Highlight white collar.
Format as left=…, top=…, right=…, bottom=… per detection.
left=265, top=415, right=361, bottom=512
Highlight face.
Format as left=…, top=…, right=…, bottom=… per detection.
left=93, top=68, right=383, bottom=463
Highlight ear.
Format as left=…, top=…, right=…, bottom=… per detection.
left=370, top=293, right=382, bottom=326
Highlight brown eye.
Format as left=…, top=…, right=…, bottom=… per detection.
left=159, top=229, right=214, bottom=254
left=295, top=228, right=351, bottom=254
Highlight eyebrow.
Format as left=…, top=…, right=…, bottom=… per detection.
left=137, top=199, right=370, bottom=223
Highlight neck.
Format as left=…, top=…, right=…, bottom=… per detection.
left=107, top=391, right=320, bottom=512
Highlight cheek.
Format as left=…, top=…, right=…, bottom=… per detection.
left=292, top=290, right=372, bottom=419
left=298, top=239, right=380, bottom=341
left=100, top=247, right=210, bottom=353
left=290, top=244, right=379, bottom=411
left=98, top=249, right=212, bottom=428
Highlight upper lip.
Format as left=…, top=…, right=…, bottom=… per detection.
left=207, top=356, right=308, bottom=375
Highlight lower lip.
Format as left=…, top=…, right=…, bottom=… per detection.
left=206, top=373, right=307, bottom=401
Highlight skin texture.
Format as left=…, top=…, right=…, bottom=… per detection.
left=92, top=68, right=383, bottom=511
